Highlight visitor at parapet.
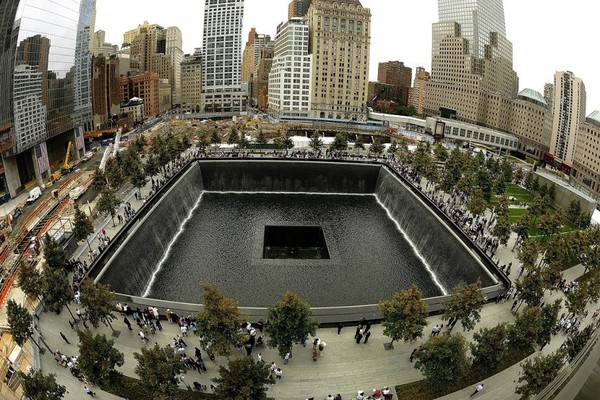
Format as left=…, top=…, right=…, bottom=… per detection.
left=470, top=383, right=484, bottom=397
left=356, top=390, right=366, bottom=400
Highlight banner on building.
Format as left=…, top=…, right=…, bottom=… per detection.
left=75, top=126, right=85, bottom=150
left=35, top=142, right=49, bottom=173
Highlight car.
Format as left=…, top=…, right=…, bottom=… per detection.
left=25, top=186, right=42, bottom=205
left=82, top=151, right=94, bottom=162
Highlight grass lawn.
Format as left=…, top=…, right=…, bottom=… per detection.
left=103, top=376, right=216, bottom=400
left=395, top=348, right=533, bottom=400
left=489, top=184, right=534, bottom=207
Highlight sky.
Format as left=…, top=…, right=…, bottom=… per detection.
left=95, top=0, right=599, bottom=114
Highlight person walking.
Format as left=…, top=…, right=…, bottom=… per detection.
left=284, top=352, right=290, bottom=364
left=84, top=385, right=96, bottom=396
left=355, top=332, right=363, bottom=344
left=59, top=332, right=70, bottom=344
left=363, top=331, right=371, bottom=344
left=124, top=317, right=132, bottom=330
left=337, top=322, right=343, bottom=334
left=470, top=383, right=484, bottom=397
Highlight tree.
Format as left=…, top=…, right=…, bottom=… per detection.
left=370, top=138, right=384, bottom=155
left=515, top=272, right=545, bottom=307
left=514, top=167, right=525, bottom=184
left=73, top=205, right=94, bottom=251
left=354, top=135, right=365, bottom=152
left=265, top=291, right=318, bottom=357
left=228, top=127, right=239, bottom=146
left=42, top=234, right=67, bottom=270
left=538, top=210, right=562, bottom=237
left=433, top=144, right=448, bottom=161
left=238, top=133, right=250, bottom=149
left=6, top=299, right=34, bottom=348
left=414, top=334, right=470, bottom=387
left=566, top=199, right=582, bottom=223
left=144, top=154, right=161, bottom=179
left=80, top=279, right=117, bottom=334
left=309, top=132, right=322, bottom=153
left=471, top=323, right=508, bottom=366
left=564, top=324, right=594, bottom=362
left=517, top=239, right=539, bottom=271
left=330, top=133, right=348, bottom=151
left=577, top=212, right=592, bottom=229
left=197, top=284, right=244, bottom=356
left=443, top=279, right=484, bottom=332
left=17, top=261, right=43, bottom=304
left=476, top=168, right=493, bottom=201
left=77, top=330, right=124, bottom=386
left=467, top=188, right=488, bottom=217
left=565, top=286, right=588, bottom=316
left=41, top=266, right=76, bottom=322
left=212, top=356, right=271, bottom=400
left=515, top=351, right=565, bottom=399
left=255, top=129, right=267, bottom=152
left=211, top=129, right=222, bottom=150
left=508, top=306, right=542, bottom=351
left=529, top=194, right=546, bottom=224
left=105, top=158, right=125, bottom=189
left=19, top=370, right=66, bottom=400
left=92, top=168, right=107, bottom=191
left=97, top=188, right=121, bottom=226
left=513, top=212, right=531, bottom=247
left=129, top=163, right=147, bottom=191
left=134, top=343, right=186, bottom=399
left=379, top=285, right=429, bottom=345
left=538, top=300, right=562, bottom=348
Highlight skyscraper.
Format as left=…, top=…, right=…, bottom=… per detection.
left=288, top=0, right=311, bottom=18
left=377, top=61, right=412, bottom=106
left=307, top=0, right=371, bottom=120
left=550, top=71, right=586, bottom=167
left=202, top=0, right=246, bottom=114
left=423, top=0, right=517, bottom=128
left=0, top=0, right=95, bottom=197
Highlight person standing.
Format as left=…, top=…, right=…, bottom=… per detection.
left=284, top=352, right=290, bottom=364
left=123, top=317, right=132, bottom=330
left=470, top=383, right=484, bottom=397
left=337, top=322, right=343, bottom=334
left=355, top=332, right=363, bottom=344
left=363, top=331, right=371, bottom=344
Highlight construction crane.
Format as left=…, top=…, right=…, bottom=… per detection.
left=60, top=141, right=73, bottom=174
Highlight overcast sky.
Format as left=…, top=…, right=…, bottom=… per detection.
left=95, top=0, right=599, bottom=114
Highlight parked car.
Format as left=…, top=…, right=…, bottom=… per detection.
left=25, top=186, right=42, bottom=205
left=82, top=151, right=94, bottom=162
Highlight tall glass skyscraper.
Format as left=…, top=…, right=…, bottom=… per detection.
left=202, top=0, right=247, bottom=114
left=437, top=0, right=506, bottom=59
left=0, top=0, right=94, bottom=197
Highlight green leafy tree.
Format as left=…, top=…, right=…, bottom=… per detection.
left=80, top=279, right=117, bottom=333
left=471, top=323, right=508, bottom=366
left=492, top=214, right=511, bottom=245
left=538, top=210, right=563, bottom=237
left=476, top=168, right=493, bottom=201
left=379, top=284, right=429, bottom=345
left=566, top=199, right=582, bottom=223
left=433, top=144, right=448, bottom=161
left=414, top=333, right=470, bottom=387
left=565, top=286, right=588, bottom=316
left=197, top=284, right=244, bottom=356
left=42, top=234, right=67, bottom=271
left=514, top=167, right=525, bottom=184
left=370, top=137, right=384, bottom=155
left=517, top=239, right=539, bottom=271
left=19, top=370, right=66, bottom=400
left=467, top=188, right=487, bottom=217
left=330, top=133, right=348, bottom=151
left=133, top=133, right=147, bottom=153
left=529, top=194, right=546, bottom=224
left=515, top=272, right=545, bottom=307
left=211, top=129, right=222, bottom=149
left=538, top=300, right=562, bottom=348
left=354, top=135, right=365, bottom=152
left=577, top=212, right=592, bottom=229
left=134, top=343, right=186, bottom=399
left=144, top=154, right=161, bottom=179
left=443, top=279, right=484, bottom=332
left=41, top=266, right=76, bottom=321
left=17, top=261, right=43, bottom=303
left=513, top=212, right=531, bottom=247
left=387, top=141, right=398, bottom=155
left=6, top=299, right=36, bottom=349
left=212, top=356, right=271, bottom=400
left=105, top=158, right=125, bottom=189
left=238, top=133, right=250, bottom=149
left=564, top=324, right=594, bottom=362
left=508, top=306, right=541, bottom=351
left=129, top=162, right=147, bottom=191
left=255, top=129, right=267, bottom=152
left=228, top=127, right=239, bottom=146
left=524, top=170, right=534, bottom=190
left=92, top=168, right=107, bottom=191
left=309, top=132, right=322, bottom=153
left=73, top=205, right=94, bottom=251
left=77, top=330, right=124, bottom=386
left=515, top=351, right=565, bottom=399
left=97, top=188, right=121, bottom=226
left=265, top=291, right=318, bottom=357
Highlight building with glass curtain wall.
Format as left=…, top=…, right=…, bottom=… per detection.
left=0, top=0, right=95, bottom=197
left=201, top=0, right=247, bottom=114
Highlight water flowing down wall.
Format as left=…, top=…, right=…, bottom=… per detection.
left=374, top=167, right=495, bottom=290
left=96, top=163, right=204, bottom=295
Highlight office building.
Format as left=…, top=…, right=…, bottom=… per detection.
left=510, top=89, right=552, bottom=159
left=92, top=55, right=122, bottom=129
left=377, top=61, right=412, bottom=106
left=251, top=46, right=274, bottom=110
left=181, top=50, right=203, bottom=113
left=119, top=72, right=161, bottom=119
left=288, top=0, right=311, bottom=18
left=572, top=111, right=600, bottom=198
left=423, top=0, right=518, bottom=128
left=544, top=83, right=554, bottom=111
left=307, top=0, right=372, bottom=120
left=0, top=0, right=94, bottom=197
left=409, top=67, right=430, bottom=115
left=550, top=71, right=586, bottom=167
left=90, top=30, right=118, bottom=57
left=241, top=29, right=271, bottom=84
left=268, top=18, right=311, bottom=118
left=202, top=0, right=246, bottom=114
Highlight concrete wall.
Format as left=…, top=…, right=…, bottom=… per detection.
left=535, top=171, right=597, bottom=215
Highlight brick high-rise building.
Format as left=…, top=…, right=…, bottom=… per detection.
left=409, top=67, right=430, bottom=115
left=181, top=50, right=203, bottom=113
left=202, top=0, right=246, bottom=114
left=377, top=61, right=412, bottom=106
left=251, top=46, right=274, bottom=111
left=241, top=28, right=271, bottom=84
left=288, top=0, right=311, bottom=18
left=119, top=72, right=160, bottom=118
left=307, top=0, right=371, bottom=120
left=550, top=71, right=586, bottom=167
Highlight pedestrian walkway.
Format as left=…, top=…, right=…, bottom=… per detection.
left=33, top=154, right=600, bottom=400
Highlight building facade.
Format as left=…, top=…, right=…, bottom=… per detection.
left=0, top=0, right=94, bottom=196
left=268, top=18, right=311, bottom=118
left=181, top=51, right=203, bottom=113
left=572, top=112, right=600, bottom=199
left=409, top=66, right=430, bottom=115
left=307, top=0, right=371, bottom=120
left=119, top=72, right=160, bottom=119
left=251, top=46, right=274, bottom=110
left=377, top=61, right=412, bottom=106
left=202, top=0, right=246, bottom=114
left=92, top=55, right=121, bottom=129
left=89, top=30, right=118, bottom=57
left=509, top=89, right=552, bottom=159
left=288, top=0, right=311, bottom=18
left=550, top=71, right=586, bottom=167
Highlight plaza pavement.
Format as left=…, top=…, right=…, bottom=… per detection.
left=34, top=158, right=600, bottom=400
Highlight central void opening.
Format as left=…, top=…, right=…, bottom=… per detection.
left=263, top=225, right=330, bottom=259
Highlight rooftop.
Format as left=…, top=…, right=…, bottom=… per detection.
left=517, top=88, right=548, bottom=107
